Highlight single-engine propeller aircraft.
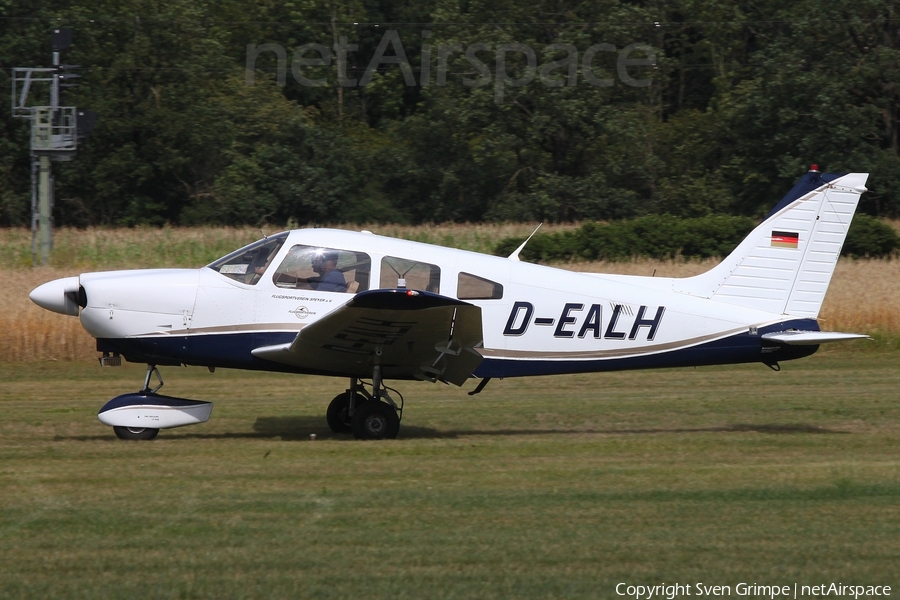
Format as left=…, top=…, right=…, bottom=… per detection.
left=31, top=167, right=870, bottom=441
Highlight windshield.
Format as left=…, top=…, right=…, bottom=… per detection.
left=207, top=232, right=288, bottom=285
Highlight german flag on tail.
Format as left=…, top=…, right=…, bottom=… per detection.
left=771, top=231, right=799, bottom=248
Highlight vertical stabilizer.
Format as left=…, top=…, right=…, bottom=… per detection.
left=674, top=169, right=869, bottom=318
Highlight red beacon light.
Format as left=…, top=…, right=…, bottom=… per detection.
left=809, top=164, right=820, bottom=173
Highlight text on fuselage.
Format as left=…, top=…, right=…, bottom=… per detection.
left=502, top=301, right=665, bottom=340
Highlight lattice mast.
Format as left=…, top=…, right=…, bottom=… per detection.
left=11, top=28, right=96, bottom=265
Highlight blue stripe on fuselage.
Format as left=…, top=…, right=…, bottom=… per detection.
left=475, top=320, right=818, bottom=378
left=97, top=319, right=820, bottom=378
left=98, top=332, right=299, bottom=372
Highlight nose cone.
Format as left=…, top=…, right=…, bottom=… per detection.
left=30, top=276, right=81, bottom=316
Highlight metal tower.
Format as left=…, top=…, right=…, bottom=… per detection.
left=11, top=28, right=96, bottom=266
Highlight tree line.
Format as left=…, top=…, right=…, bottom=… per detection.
left=1, top=0, right=899, bottom=227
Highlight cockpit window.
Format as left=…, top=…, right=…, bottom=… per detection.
left=207, top=233, right=288, bottom=285
left=272, top=245, right=371, bottom=293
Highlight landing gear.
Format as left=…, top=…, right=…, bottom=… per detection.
left=141, top=364, right=164, bottom=394
left=103, top=364, right=165, bottom=441
left=328, top=366, right=403, bottom=440
left=99, top=364, right=213, bottom=441
left=326, top=391, right=367, bottom=434
left=352, top=400, right=400, bottom=440
left=113, top=426, right=159, bottom=441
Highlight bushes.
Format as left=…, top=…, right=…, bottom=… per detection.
left=495, top=214, right=899, bottom=262
left=842, top=214, right=900, bottom=258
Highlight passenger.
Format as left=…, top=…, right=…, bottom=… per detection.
left=311, top=251, right=347, bottom=292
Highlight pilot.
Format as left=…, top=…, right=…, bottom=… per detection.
left=311, top=251, right=347, bottom=292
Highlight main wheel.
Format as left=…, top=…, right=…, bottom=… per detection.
left=113, top=426, right=159, bottom=441
left=351, top=401, right=400, bottom=440
left=326, top=392, right=367, bottom=434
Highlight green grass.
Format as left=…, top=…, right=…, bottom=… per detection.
left=3, top=227, right=269, bottom=270
left=1, top=353, right=899, bottom=599
left=2, top=224, right=571, bottom=270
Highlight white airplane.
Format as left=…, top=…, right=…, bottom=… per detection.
left=30, top=167, right=870, bottom=441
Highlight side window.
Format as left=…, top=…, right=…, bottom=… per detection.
left=380, top=257, right=441, bottom=293
left=208, top=233, right=287, bottom=286
left=457, top=272, right=503, bottom=300
left=272, top=245, right=370, bottom=294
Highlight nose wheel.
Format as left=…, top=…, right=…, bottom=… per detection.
left=113, top=426, right=159, bottom=441
left=104, top=364, right=167, bottom=441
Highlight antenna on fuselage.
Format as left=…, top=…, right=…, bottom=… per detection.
left=507, top=223, right=543, bottom=261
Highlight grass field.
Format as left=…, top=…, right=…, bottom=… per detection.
left=2, top=225, right=899, bottom=597
left=1, top=354, right=898, bottom=598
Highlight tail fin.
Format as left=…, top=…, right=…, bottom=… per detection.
left=674, top=169, right=869, bottom=318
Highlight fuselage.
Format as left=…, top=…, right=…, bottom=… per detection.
left=32, top=228, right=819, bottom=379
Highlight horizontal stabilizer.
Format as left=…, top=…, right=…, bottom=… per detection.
left=761, top=331, right=871, bottom=345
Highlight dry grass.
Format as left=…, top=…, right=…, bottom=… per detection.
left=820, top=259, right=900, bottom=333
left=3, top=269, right=96, bottom=361
left=4, top=225, right=899, bottom=362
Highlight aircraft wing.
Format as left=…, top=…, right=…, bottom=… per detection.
left=761, top=331, right=871, bottom=345
left=252, top=289, right=483, bottom=385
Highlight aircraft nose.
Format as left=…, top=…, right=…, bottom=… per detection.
left=29, top=276, right=82, bottom=316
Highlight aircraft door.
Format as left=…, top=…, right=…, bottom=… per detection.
left=191, top=269, right=259, bottom=333
left=253, top=245, right=373, bottom=326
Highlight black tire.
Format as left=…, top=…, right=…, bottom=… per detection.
left=326, top=392, right=367, bottom=434
left=113, top=426, right=159, bottom=441
left=351, top=401, right=400, bottom=440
